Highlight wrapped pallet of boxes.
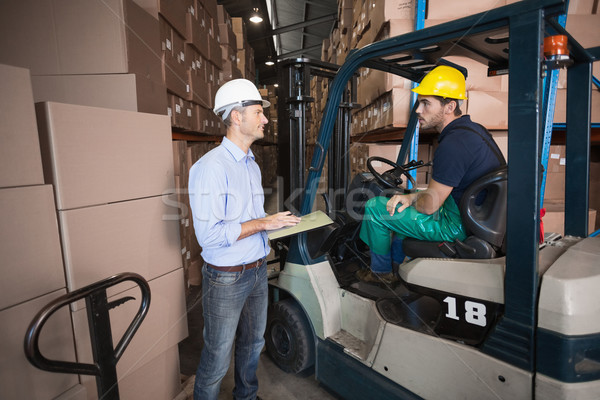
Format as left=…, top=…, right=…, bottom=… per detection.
left=36, top=102, right=188, bottom=399
left=0, top=0, right=168, bottom=116
left=0, top=63, right=84, bottom=400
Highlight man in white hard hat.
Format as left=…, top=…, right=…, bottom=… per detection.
left=188, top=79, right=300, bottom=400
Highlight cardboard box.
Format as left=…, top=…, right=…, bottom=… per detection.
left=36, top=102, right=174, bottom=210
left=544, top=171, right=565, bottom=202
left=208, top=18, right=223, bottom=69
left=380, top=88, right=413, bottom=128
left=32, top=74, right=168, bottom=116
left=185, top=46, right=212, bottom=107
left=106, top=345, right=181, bottom=400
left=427, top=0, right=506, bottom=20
left=133, top=0, right=188, bottom=38
left=491, top=131, right=508, bottom=161
left=171, top=95, right=195, bottom=130
left=0, top=185, right=65, bottom=311
left=367, top=0, right=414, bottom=40
left=542, top=201, right=596, bottom=236
left=546, top=145, right=566, bottom=173
left=553, top=88, right=600, bottom=124
left=59, top=195, right=182, bottom=296
left=0, top=63, right=44, bottom=189
left=506, top=0, right=596, bottom=15
left=73, top=269, right=187, bottom=396
left=0, top=289, right=78, bottom=400
left=161, top=16, right=190, bottom=99
left=54, top=385, right=87, bottom=400
left=201, top=0, right=218, bottom=19
left=466, top=91, right=509, bottom=129
left=0, top=0, right=162, bottom=81
left=186, top=0, right=210, bottom=59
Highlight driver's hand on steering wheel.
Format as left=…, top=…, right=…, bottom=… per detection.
left=387, top=193, right=416, bottom=216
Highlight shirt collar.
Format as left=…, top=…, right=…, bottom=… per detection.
left=222, top=137, right=255, bottom=162
left=438, top=115, right=471, bottom=142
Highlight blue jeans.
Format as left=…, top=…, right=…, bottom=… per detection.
left=194, top=260, right=268, bottom=400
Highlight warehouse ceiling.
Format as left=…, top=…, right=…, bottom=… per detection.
left=218, top=0, right=338, bottom=85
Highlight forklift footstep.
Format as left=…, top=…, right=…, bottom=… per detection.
left=376, top=296, right=441, bottom=333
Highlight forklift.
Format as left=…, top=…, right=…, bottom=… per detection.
left=265, top=0, right=600, bottom=398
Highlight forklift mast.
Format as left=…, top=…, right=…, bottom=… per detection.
left=277, top=58, right=358, bottom=212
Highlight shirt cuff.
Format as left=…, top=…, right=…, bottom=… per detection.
left=226, top=223, right=243, bottom=245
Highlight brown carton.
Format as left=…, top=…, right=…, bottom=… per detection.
left=73, top=269, right=187, bottom=396
left=466, top=91, right=509, bottom=129
left=368, top=0, right=415, bottom=40
left=0, top=0, right=162, bottom=81
left=186, top=0, right=210, bottom=59
left=380, top=88, right=412, bottom=128
left=0, top=63, right=44, bottom=189
left=542, top=200, right=596, bottom=236
left=161, top=16, right=190, bottom=98
left=0, top=290, right=77, bottom=399
left=427, top=0, right=506, bottom=20
left=32, top=74, right=168, bottom=116
left=0, top=185, right=65, bottom=311
left=36, top=102, right=174, bottom=210
left=209, top=17, right=224, bottom=69
left=134, top=0, right=188, bottom=38
left=59, top=195, right=182, bottom=297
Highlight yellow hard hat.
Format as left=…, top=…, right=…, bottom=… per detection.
left=411, top=65, right=468, bottom=100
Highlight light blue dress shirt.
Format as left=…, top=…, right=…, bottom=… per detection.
left=188, top=137, right=269, bottom=266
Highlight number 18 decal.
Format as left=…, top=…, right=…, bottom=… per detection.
left=443, top=296, right=487, bottom=327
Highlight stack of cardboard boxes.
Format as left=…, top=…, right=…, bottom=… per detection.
left=232, top=17, right=257, bottom=82
left=172, top=141, right=218, bottom=287
left=219, top=6, right=243, bottom=81
left=0, top=0, right=258, bottom=136
left=0, top=0, right=167, bottom=116
left=0, top=63, right=80, bottom=400
left=1, top=63, right=189, bottom=399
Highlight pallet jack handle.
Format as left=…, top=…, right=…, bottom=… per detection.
left=24, top=272, right=151, bottom=400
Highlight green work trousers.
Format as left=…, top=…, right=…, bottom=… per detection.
left=359, top=195, right=467, bottom=256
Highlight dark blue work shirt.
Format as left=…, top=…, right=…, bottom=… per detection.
left=432, top=115, right=504, bottom=205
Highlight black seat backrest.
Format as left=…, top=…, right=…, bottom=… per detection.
left=402, top=166, right=508, bottom=259
left=459, top=166, right=508, bottom=248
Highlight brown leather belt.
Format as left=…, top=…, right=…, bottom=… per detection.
left=207, top=257, right=265, bottom=272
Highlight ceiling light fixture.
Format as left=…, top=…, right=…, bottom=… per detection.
left=265, top=58, right=275, bottom=66
left=249, top=8, right=263, bottom=24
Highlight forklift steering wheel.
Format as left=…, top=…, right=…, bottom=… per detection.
left=367, top=156, right=417, bottom=191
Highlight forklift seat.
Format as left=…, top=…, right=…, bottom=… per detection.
left=402, top=166, right=507, bottom=259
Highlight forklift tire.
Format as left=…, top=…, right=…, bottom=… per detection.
left=265, top=298, right=315, bottom=374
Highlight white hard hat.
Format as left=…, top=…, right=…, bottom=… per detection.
left=213, top=79, right=270, bottom=120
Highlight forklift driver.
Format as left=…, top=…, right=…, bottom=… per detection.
left=357, top=66, right=505, bottom=284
